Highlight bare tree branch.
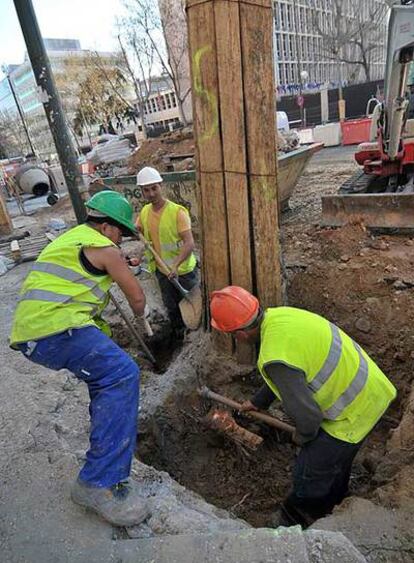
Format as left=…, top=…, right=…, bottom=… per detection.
left=310, top=0, right=389, bottom=82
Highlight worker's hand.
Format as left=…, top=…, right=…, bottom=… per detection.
left=127, top=256, right=141, bottom=267
left=167, top=266, right=178, bottom=280
left=292, top=430, right=303, bottom=447
left=238, top=400, right=258, bottom=413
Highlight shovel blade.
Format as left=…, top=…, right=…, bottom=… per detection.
left=178, top=285, right=202, bottom=330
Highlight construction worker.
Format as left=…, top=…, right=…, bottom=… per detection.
left=136, top=166, right=198, bottom=340
left=210, top=286, right=397, bottom=527
left=10, top=191, right=150, bottom=527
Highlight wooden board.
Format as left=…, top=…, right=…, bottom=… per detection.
left=214, top=0, right=253, bottom=292
left=0, top=233, right=50, bottom=261
left=188, top=0, right=232, bottom=353
left=199, top=171, right=232, bottom=353
left=187, top=0, right=282, bottom=358
left=187, top=0, right=222, bottom=173
left=240, top=0, right=282, bottom=308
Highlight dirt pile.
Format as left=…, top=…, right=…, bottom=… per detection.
left=128, top=128, right=195, bottom=174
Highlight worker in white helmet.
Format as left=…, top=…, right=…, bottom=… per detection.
left=136, top=166, right=199, bottom=341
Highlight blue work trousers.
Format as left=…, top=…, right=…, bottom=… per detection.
left=17, top=326, right=140, bottom=488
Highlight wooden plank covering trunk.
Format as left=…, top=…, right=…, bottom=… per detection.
left=186, top=0, right=282, bottom=360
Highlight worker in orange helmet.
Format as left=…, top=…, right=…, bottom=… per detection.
left=210, top=286, right=396, bottom=528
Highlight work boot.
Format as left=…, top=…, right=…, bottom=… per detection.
left=70, top=478, right=151, bottom=527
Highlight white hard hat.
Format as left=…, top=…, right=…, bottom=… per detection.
left=136, top=166, right=163, bottom=186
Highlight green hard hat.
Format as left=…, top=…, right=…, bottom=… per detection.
left=85, top=190, right=137, bottom=236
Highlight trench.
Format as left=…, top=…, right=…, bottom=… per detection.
left=136, top=364, right=395, bottom=528
left=113, top=317, right=402, bottom=528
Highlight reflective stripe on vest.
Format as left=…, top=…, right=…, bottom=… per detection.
left=19, top=288, right=95, bottom=310
left=324, top=342, right=368, bottom=420
left=309, top=322, right=368, bottom=420
left=30, top=261, right=106, bottom=300
left=308, top=323, right=342, bottom=392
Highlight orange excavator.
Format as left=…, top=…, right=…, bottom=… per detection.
left=322, top=0, right=414, bottom=229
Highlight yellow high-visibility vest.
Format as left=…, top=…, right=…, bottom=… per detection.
left=140, top=200, right=196, bottom=275
left=257, top=307, right=397, bottom=443
left=10, top=224, right=114, bottom=345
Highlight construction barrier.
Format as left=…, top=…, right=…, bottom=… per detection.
left=341, top=118, right=372, bottom=146
left=314, top=123, right=342, bottom=147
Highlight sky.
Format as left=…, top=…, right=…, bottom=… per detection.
left=0, top=0, right=126, bottom=79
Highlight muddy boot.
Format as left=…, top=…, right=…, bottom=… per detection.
left=71, top=478, right=151, bottom=527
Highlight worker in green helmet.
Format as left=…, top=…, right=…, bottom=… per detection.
left=10, top=190, right=151, bottom=528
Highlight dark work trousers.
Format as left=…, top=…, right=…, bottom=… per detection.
left=155, top=268, right=199, bottom=337
left=281, top=429, right=362, bottom=527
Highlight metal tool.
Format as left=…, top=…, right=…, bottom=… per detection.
left=198, top=386, right=295, bottom=434
left=137, top=232, right=202, bottom=330
left=109, top=291, right=156, bottom=366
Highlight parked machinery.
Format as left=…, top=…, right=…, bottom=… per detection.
left=322, top=0, right=414, bottom=229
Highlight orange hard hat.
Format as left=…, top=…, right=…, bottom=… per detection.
left=210, top=286, right=260, bottom=332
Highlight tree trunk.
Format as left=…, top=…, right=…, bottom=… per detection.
left=138, top=100, right=148, bottom=140
left=176, top=97, right=188, bottom=127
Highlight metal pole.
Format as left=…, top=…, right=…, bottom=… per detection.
left=13, top=0, right=86, bottom=223
left=292, top=0, right=304, bottom=125
left=4, top=72, right=37, bottom=157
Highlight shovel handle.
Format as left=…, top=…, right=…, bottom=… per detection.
left=198, top=386, right=295, bottom=434
left=137, top=232, right=188, bottom=299
left=109, top=292, right=156, bottom=365
left=143, top=318, right=154, bottom=337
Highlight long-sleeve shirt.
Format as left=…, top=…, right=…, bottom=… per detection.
left=251, top=362, right=323, bottom=445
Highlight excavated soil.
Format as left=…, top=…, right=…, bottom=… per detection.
left=128, top=128, right=196, bottom=173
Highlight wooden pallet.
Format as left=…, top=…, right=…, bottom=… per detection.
left=0, top=232, right=55, bottom=262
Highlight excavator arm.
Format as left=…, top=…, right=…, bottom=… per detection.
left=381, top=1, right=414, bottom=161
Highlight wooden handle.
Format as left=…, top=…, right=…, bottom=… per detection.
left=109, top=292, right=156, bottom=365
left=143, top=318, right=153, bottom=337
left=138, top=232, right=171, bottom=275
left=137, top=231, right=188, bottom=299
left=198, top=386, right=295, bottom=434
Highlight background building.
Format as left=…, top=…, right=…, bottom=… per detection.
left=139, top=75, right=181, bottom=134
left=0, top=39, right=122, bottom=158
left=273, top=0, right=389, bottom=92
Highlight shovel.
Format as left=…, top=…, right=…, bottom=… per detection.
left=109, top=291, right=157, bottom=366
left=198, top=386, right=295, bottom=434
left=138, top=232, right=202, bottom=330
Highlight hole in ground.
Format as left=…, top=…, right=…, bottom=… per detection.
left=139, top=389, right=295, bottom=527
left=112, top=318, right=183, bottom=373
left=138, top=382, right=397, bottom=527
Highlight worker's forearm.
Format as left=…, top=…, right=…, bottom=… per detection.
left=173, top=243, right=194, bottom=269
left=264, top=363, right=323, bottom=444
left=125, top=293, right=146, bottom=317
left=251, top=384, right=277, bottom=410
